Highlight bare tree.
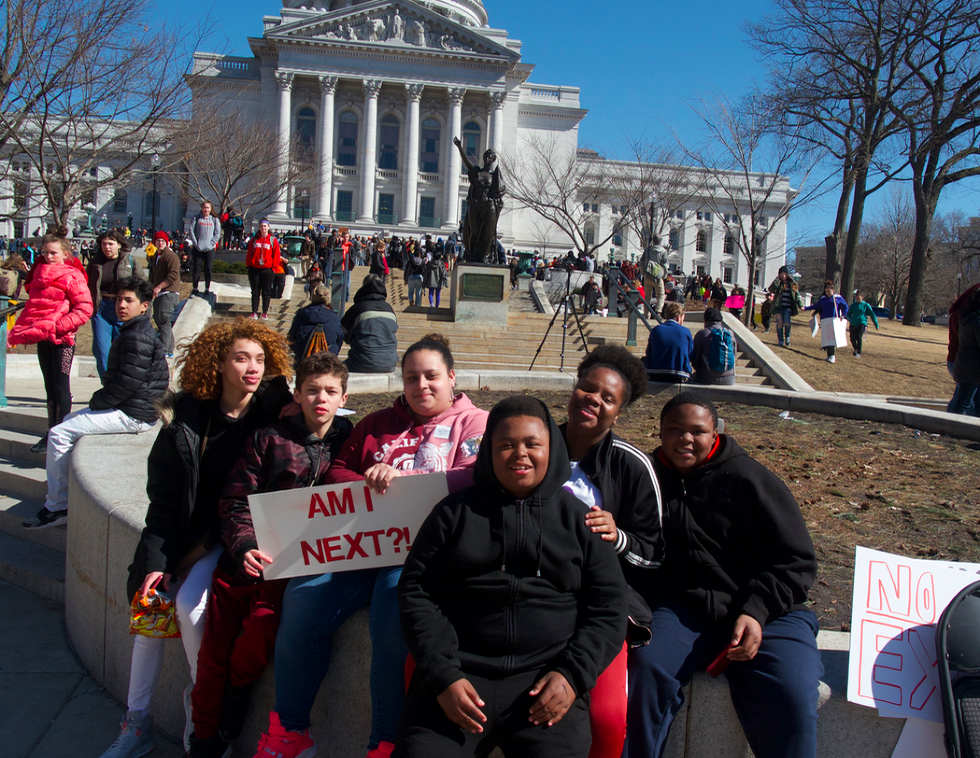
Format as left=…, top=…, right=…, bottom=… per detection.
left=166, top=105, right=313, bottom=224
left=891, top=0, right=980, bottom=325
left=678, top=93, right=825, bottom=324
left=855, top=189, right=914, bottom=317
left=746, top=0, right=918, bottom=295
left=504, top=136, right=645, bottom=259
left=612, top=137, right=707, bottom=265
left=0, top=0, right=201, bottom=226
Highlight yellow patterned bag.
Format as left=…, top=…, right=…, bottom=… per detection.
left=129, top=588, right=181, bottom=638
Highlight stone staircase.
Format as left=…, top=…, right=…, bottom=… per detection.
left=214, top=268, right=771, bottom=384
left=0, top=400, right=70, bottom=604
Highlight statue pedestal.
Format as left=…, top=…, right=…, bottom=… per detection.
left=450, top=263, right=509, bottom=324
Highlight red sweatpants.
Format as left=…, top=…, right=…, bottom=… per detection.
left=191, top=568, right=286, bottom=740
left=588, top=643, right=628, bottom=758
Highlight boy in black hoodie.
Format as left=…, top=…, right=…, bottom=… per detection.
left=396, top=396, right=628, bottom=758
left=185, top=353, right=353, bottom=758
left=626, top=392, right=823, bottom=758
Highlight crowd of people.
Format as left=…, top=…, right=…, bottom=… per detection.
left=58, top=313, right=821, bottom=758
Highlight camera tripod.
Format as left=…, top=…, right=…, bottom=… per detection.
left=529, top=272, right=591, bottom=372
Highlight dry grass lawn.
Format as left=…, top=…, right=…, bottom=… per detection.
left=753, top=315, right=954, bottom=399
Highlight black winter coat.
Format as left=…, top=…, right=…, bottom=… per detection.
left=125, top=377, right=292, bottom=598
left=89, top=314, right=169, bottom=424
left=340, top=277, right=398, bottom=373
left=649, top=436, right=816, bottom=626
left=288, top=304, right=344, bottom=365
left=398, top=404, right=628, bottom=700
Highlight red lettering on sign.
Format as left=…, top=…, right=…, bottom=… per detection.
left=364, top=486, right=375, bottom=512
left=867, top=561, right=912, bottom=621
left=328, top=488, right=354, bottom=516
left=308, top=493, right=329, bottom=519
left=364, top=529, right=385, bottom=556
left=344, top=532, right=369, bottom=559
left=323, top=536, right=344, bottom=562
left=387, top=527, right=408, bottom=553
left=301, top=540, right=325, bottom=565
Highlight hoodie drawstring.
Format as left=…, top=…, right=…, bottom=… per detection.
left=535, top=504, right=543, bottom=578
left=500, top=509, right=507, bottom=572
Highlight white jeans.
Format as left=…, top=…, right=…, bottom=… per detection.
left=126, top=545, right=223, bottom=712
left=45, top=408, right=154, bottom=512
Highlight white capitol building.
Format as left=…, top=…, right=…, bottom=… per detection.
left=3, top=0, right=789, bottom=285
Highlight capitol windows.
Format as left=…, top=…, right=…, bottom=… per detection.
left=724, top=233, right=736, bottom=256
left=668, top=228, right=679, bottom=250
left=113, top=190, right=127, bottom=214
left=695, top=229, right=708, bottom=253
left=337, top=111, right=358, bottom=167
left=420, top=118, right=440, bottom=173
left=723, top=266, right=733, bottom=284
left=462, top=121, right=481, bottom=159
left=336, top=190, right=354, bottom=221
left=584, top=222, right=595, bottom=246
left=13, top=181, right=27, bottom=209
left=297, top=108, right=317, bottom=152
left=379, top=114, right=400, bottom=170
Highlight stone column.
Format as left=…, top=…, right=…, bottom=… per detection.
left=357, top=78, right=383, bottom=223
left=489, top=91, right=505, bottom=155
left=444, top=87, right=465, bottom=229
left=316, top=75, right=338, bottom=220
left=274, top=71, right=295, bottom=217
left=401, top=83, right=423, bottom=226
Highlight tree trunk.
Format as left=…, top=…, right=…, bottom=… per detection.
left=744, top=248, right=757, bottom=327
left=840, top=163, right=870, bottom=297
left=902, top=183, right=938, bottom=326
left=825, top=166, right=854, bottom=285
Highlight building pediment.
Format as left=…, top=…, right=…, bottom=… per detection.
left=265, top=0, right=518, bottom=61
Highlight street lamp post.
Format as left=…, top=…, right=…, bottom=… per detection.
left=150, top=153, right=160, bottom=233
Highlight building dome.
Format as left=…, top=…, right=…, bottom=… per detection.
left=282, top=0, right=488, bottom=27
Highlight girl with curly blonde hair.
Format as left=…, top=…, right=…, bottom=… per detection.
left=101, top=318, right=294, bottom=758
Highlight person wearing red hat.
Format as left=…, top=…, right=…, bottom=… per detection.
left=150, top=231, right=181, bottom=356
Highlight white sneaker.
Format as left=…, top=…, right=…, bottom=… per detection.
left=183, top=683, right=194, bottom=751
left=827, top=355, right=836, bottom=363
left=100, top=710, right=154, bottom=758
left=855, top=352, right=861, bottom=358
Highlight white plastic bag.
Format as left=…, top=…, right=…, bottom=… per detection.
left=821, top=317, right=848, bottom=348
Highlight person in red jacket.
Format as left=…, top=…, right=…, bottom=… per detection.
left=7, top=227, right=94, bottom=453
left=245, top=219, right=281, bottom=319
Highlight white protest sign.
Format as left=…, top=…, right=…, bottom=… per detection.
left=249, top=472, right=449, bottom=581
left=847, top=546, right=980, bottom=722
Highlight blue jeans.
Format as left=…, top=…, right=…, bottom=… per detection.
left=274, top=566, right=407, bottom=749
left=91, top=299, right=121, bottom=382
left=626, top=595, right=823, bottom=758
left=948, top=382, right=980, bottom=416
left=775, top=307, right=793, bottom=345
left=407, top=275, right=423, bottom=306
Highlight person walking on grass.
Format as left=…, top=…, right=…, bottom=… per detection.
left=804, top=280, right=848, bottom=364
left=768, top=266, right=802, bottom=348
left=846, top=290, right=879, bottom=358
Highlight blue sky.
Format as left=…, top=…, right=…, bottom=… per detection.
left=179, top=0, right=980, bottom=249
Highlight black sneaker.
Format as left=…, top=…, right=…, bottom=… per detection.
left=218, top=680, right=254, bottom=742
left=184, top=732, right=231, bottom=758
left=30, top=435, right=48, bottom=454
left=23, top=507, right=67, bottom=529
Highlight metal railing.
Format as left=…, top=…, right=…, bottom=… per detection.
left=334, top=210, right=355, bottom=222
left=0, top=297, right=27, bottom=407
left=376, top=213, right=399, bottom=225
left=607, top=268, right=662, bottom=346
left=418, top=216, right=441, bottom=228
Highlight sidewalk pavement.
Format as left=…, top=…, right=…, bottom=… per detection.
left=1, top=580, right=182, bottom=758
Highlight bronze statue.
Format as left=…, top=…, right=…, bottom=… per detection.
left=454, top=137, right=505, bottom=264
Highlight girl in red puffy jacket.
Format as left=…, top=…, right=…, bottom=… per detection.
left=7, top=227, right=94, bottom=452
left=245, top=219, right=281, bottom=319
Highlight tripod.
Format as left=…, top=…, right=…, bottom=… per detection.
left=529, top=271, right=591, bottom=372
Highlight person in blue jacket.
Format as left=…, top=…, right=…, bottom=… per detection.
left=644, top=302, right=693, bottom=383
left=804, top=280, right=849, bottom=363
left=287, top=284, right=343, bottom=367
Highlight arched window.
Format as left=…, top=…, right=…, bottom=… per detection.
left=378, top=114, right=399, bottom=170
left=695, top=229, right=708, bottom=253
left=420, top=118, right=440, bottom=173
left=13, top=181, right=27, bottom=209
left=337, top=111, right=358, bottom=166
left=297, top=107, right=317, bottom=149
left=113, top=189, right=128, bottom=214
left=584, top=222, right=595, bottom=246
left=462, top=120, right=481, bottom=159
left=723, top=233, right=736, bottom=256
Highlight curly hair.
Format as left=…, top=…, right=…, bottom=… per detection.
left=176, top=317, right=293, bottom=400
left=576, top=344, right=648, bottom=407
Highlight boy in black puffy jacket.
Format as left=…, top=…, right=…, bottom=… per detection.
left=395, top=396, right=628, bottom=758
left=24, top=276, right=170, bottom=529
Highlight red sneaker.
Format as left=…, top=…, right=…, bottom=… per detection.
left=365, top=742, right=395, bottom=758
left=252, top=712, right=317, bottom=758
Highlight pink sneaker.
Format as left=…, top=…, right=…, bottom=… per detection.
left=260, top=313, right=269, bottom=320
left=365, top=742, right=395, bottom=758
left=249, top=312, right=258, bottom=319
left=252, top=712, right=317, bottom=758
